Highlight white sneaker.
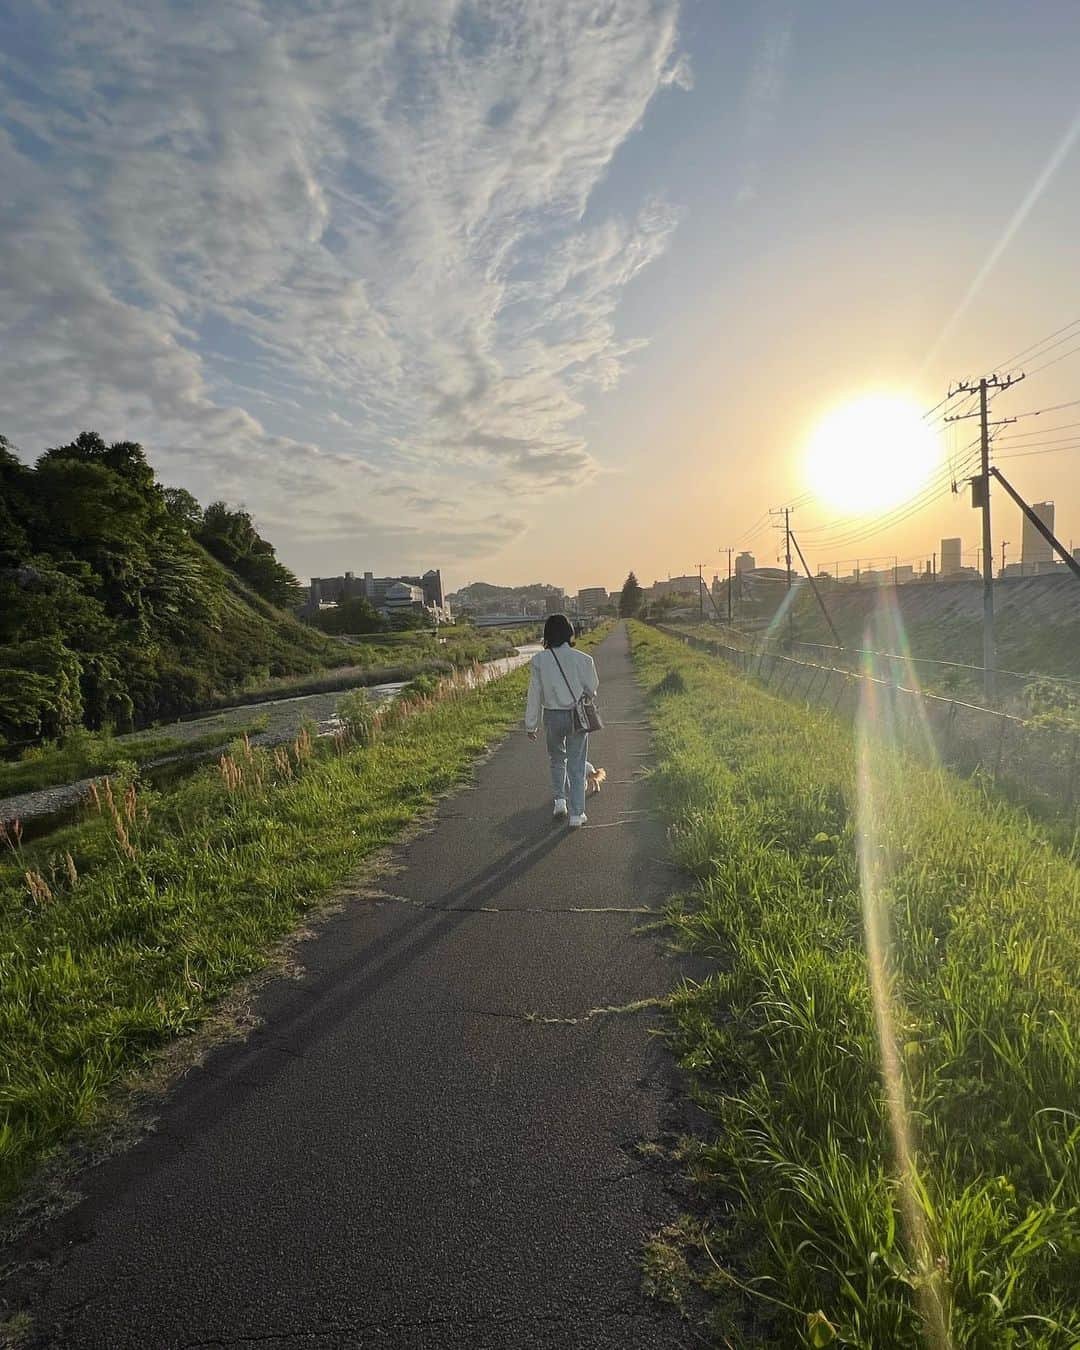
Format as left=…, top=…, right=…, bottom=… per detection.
left=568, top=813, right=587, bottom=829
left=553, top=798, right=568, bottom=818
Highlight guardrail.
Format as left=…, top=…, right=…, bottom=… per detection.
left=653, top=624, right=1080, bottom=821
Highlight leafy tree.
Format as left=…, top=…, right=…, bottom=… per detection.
left=618, top=572, right=643, bottom=618
left=387, top=607, right=435, bottom=631
left=311, top=597, right=385, bottom=635
left=0, top=427, right=349, bottom=744
left=163, top=487, right=204, bottom=532
left=197, top=502, right=300, bottom=607
left=0, top=437, right=31, bottom=565
left=38, top=431, right=159, bottom=498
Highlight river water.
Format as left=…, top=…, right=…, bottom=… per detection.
left=1, top=645, right=542, bottom=836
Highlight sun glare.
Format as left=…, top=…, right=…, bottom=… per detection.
left=804, top=394, right=942, bottom=514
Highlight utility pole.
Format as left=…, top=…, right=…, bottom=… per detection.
left=695, top=562, right=707, bottom=618
left=932, top=550, right=936, bottom=581
left=785, top=508, right=793, bottom=596
left=946, top=371, right=1025, bottom=703
left=770, top=507, right=795, bottom=647
left=1001, top=540, right=1008, bottom=573
left=726, top=547, right=733, bottom=623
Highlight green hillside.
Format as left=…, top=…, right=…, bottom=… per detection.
left=0, top=431, right=352, bottom=746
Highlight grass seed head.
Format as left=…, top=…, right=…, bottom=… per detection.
left=24, top=869, right=53, bottom=905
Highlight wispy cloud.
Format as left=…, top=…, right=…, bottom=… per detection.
left=0, top=1, right=687, bottom=573
left=735, top=9, right=792, bottom=207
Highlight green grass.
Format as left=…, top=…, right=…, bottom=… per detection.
left=0, top=663, right=532, bottom=1212
left=199, top=626, right=540, bottom=709
left=0, top=721, right=269, bottom=797
left=628, top=621, right=1080, bottom=1348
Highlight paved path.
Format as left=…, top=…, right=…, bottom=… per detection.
left=1, top=626, right=695, bottom=1349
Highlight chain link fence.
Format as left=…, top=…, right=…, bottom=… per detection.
left=654, top=624, right=1080, bottom=821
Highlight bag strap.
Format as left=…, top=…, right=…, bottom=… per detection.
left=549, top=645, right=580, bottom=705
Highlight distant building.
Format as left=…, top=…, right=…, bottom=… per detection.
left=577, top=587, right=608, bottom=615
left=1022, top=501, right=1055, bottom=570
left=306, top=566, right=450, bottom=622
left=383, top=581, right=425, bottom=613
left=735, top=551, right=756, bottom=575
left=940, top=538, right=963, bottom=577
left=651, top=574, right=701, bottom=600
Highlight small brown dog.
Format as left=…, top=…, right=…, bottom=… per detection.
left=586, top=762, right=606, bottom=795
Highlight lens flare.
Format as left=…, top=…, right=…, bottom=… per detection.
left=855, top=590, right=950, bottom=1346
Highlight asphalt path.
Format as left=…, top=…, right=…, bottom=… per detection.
left=1, top=625, right=697, bottom=1349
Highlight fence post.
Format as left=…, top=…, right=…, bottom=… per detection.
left=1067, top=732, right=1080, bottom=813
left=993, top=717, right=1008, bottom=781
left=944, top=701, right=958, bottom=761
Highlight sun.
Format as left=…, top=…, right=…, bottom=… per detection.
left=803, top=393, right=943, bottom=514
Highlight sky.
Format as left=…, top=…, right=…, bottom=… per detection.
left=2, top=0, right=1080, bottom=594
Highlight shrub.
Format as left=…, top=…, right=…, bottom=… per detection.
left=399, top=673, right=441, bottom=706
left=336, top=688, right=376, bottom=746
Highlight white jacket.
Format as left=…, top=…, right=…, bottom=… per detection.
left=525, top=644, right=599, bottom=733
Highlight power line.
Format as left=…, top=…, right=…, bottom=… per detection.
left=1007, top=396, right=1080, bottom=420
left=1027, top=341, right=1080, bottom=377
left=797, top=441, right=976, bottom=537
left=992, top=316, right=1080, bottom=371
left=993, top=418, right=1080, bottom=440
left=993, top=324, right=1080, bottom=375
left=995, top=442, right=1080, bottom=461
left=800, top=452, right=979, bottom=550
left=995, top=433, right=1080, bottom=450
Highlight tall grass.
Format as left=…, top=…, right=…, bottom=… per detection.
left=0, top=662, right=530, bottom=1211
left=0, top=722, right=268, bottom=798
left=628, top=622, right=1080, bottom=1348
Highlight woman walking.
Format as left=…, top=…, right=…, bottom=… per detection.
left=525, top=614, right=599, bottom=828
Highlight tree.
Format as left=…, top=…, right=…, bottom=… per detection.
left=311, top=596, right=384, bottom=635
left=163, top=487, right=204, bottom=532
left=196, top=501, right=300, bottom=607
left=618, top=571, right=643, bottom=618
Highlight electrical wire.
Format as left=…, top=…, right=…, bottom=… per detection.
left=995, top=442, right=1080, bottom=461
left=1026, top=341, right=1080, bottom=377
left=991, top=316, right=1080, bottom=372
left=993, top=419, right=1080, bottom=441
left=804, top=463, right=980, bottom=553
left=995, top=326, right=1080, bottom=375
left=994, top=433, right=1080, bottom=450
left=799, top=450, right=979, bottom=549
left=1006, top=396, right=1080, bottom=420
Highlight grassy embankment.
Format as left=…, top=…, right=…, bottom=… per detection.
left=0, top=628, right=538, bottom=797
left=0, top=626, right=601, bottom=1213
left=223, top=624, right=541, bottom=707
left=0, top=722, right=268, bottom=799
left=0, top=666, right=525, bottom=1210
left=629, top=622, right=1080, bottom=1347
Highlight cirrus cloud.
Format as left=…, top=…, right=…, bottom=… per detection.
left=0, top=0, right=687, bottom=575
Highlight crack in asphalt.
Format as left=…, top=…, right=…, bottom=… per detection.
left=353, top=999, right=667, bottom=1028
left=362, top=891, right=656, bottom=915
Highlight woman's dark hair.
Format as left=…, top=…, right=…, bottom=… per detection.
left=542, top=613, right=576, bottom=649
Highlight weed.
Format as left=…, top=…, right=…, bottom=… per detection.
left=628, top=621, right=1080, bottom=1347
left=0, top=662, right=532, bottom=1212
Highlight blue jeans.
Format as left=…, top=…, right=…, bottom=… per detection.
left=544, top=708, right=588, bottom=816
